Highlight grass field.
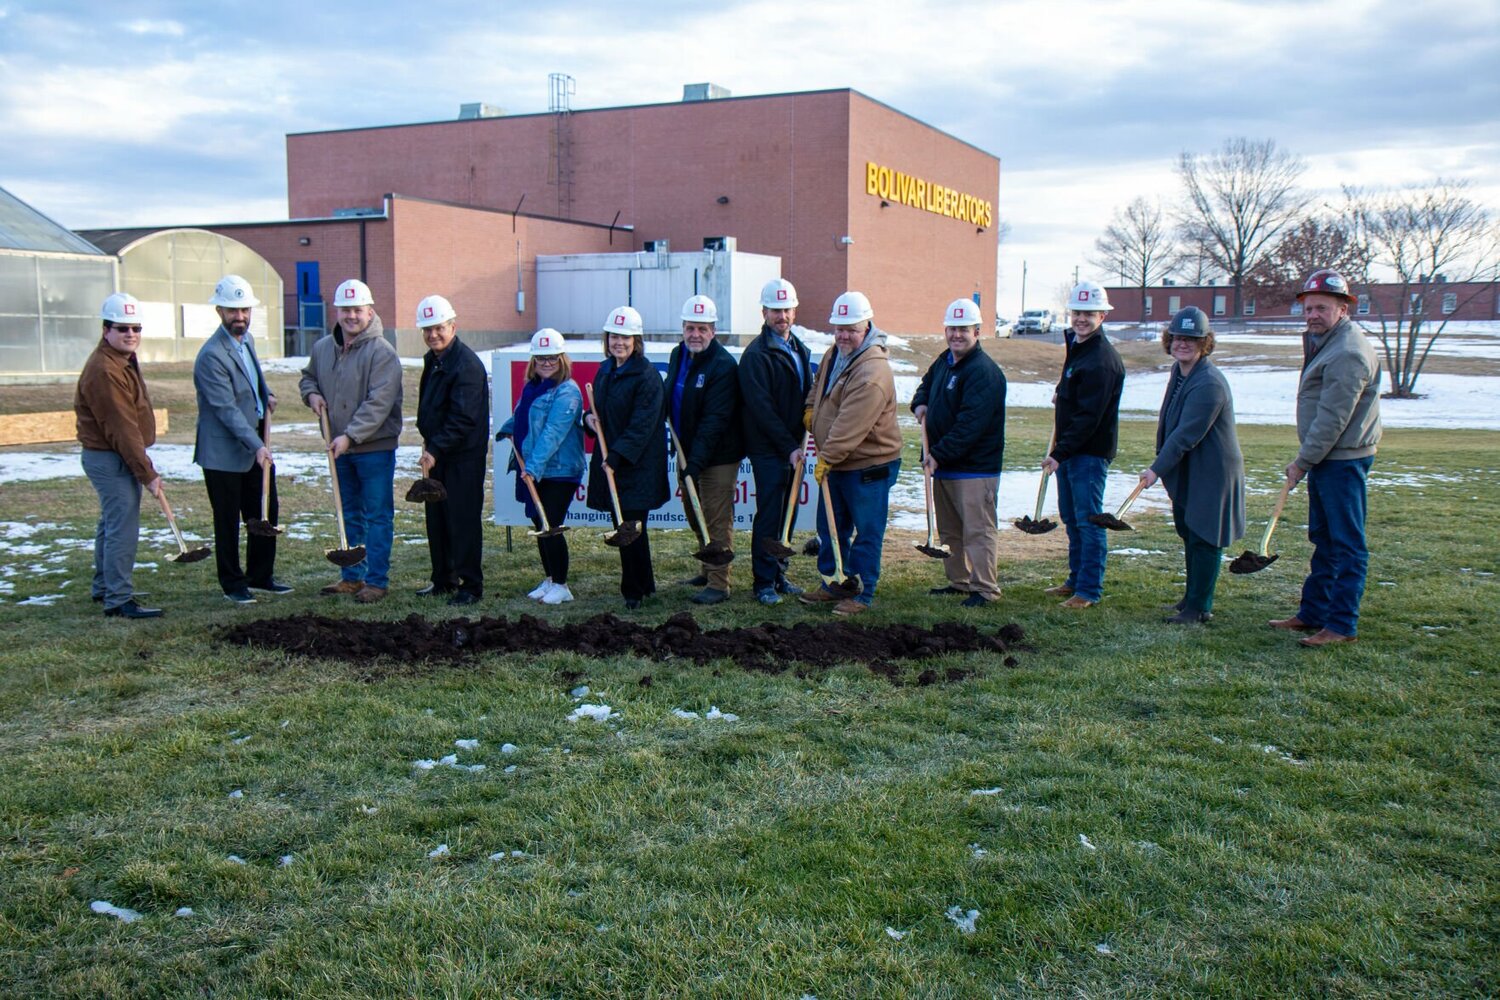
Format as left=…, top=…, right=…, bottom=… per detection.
left=1, top=355, right=1496, bottom=998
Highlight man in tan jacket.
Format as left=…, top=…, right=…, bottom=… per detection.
left=75, top=293, right=163, bottom=619
left=798, top=291, right=901, bottom=615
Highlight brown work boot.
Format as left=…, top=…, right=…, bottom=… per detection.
left=797, top=587, right=841, bottom=605
left=832, top=599, right=867, bottom=616
left=1267, top=615, right=1317, bottom=632
left=1044, top=584, right=1075, bottom=597
left=320, top=579, right=363, bottom=596
left=353, top=585, right=388, bottom=604
left=1060, top=595, right=1095, bottom=609
left=1299, top=628, right=1356, bottom=648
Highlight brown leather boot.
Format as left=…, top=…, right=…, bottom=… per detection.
left=1267, top=615, right=1317, bottom=631
left=1044, top=584, right=1075, bottom=597
left=1299, top=628, right=1356, bottom=647
left=1060, top=595, right=1096, bottom=609
left=319, top=579, right=363, bottom=596
left=354, top=585, right=388, bottom=604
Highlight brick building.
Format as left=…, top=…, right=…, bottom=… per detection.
left=1104, top=280, right=1500, bottom=325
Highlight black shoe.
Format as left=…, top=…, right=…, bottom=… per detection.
left=104, top=600, right=162, bottom=619
left=929, top=585, right=965, bottom=596
left=447, top=590, right=481, bottom=607
left=624, top=598, right=643, bottom=610
left=1164, top=609, right=1213, bottom=624
left=224, top=588, right=258, bottom=606
left=248, top=580, right=294, bottom=595
left=678, top=574, right=709, bottom=588
left=416, top=583, right=456, bottom=597
left=961, top=593, right=990, bottom=608
left=1161, top=599, right=1186, bottom=612
left=690, top=587, right=729, bottom=605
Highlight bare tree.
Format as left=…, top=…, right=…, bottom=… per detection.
left=1089, top=197, right=1180, bottom=322
left=1176, top=138, right=1311, bottom=318
left=1246, top=215, right=1370, bottom=312
left=1345, top=179, right=1500, bottom=398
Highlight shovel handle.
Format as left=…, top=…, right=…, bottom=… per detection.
left=919, top=420, right=940, bottom=547
left=260, top=411, right=273, bottom=521
left=513, top=450, right=553, bottom=534
left=154, top=486, right=190, bottom=553
left=819, top=480, right=847, bottom=584
left=779, top=432, right=810, bottom=544
left=1259, top=480, right=1294, bottom=557
left=317, top=407, right=352, bottom=550
left=1114, top=479, right=1147, bottom=520
left=585, top=383, right=628, bottom=528
left=668, top=423, right=711, bottom=547
left=1032, top=428, right=1058, bottom=520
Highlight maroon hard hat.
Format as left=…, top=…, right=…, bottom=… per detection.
left=1296, top=269, right=1358, bottom=304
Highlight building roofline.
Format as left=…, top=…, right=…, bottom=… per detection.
left=389, top=193, right=634, bottom=231
left=287, top=86, right=999, bottom=161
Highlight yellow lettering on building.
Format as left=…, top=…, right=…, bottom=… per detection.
left=863, top=160, right=994, bottom=230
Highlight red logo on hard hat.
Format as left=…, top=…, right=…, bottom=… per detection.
left=838, top=305, right=849, bottom=316
left=694, top=303, right=705, bottom=314
left=776, top=290, right=788, bottom=301
left=124, top=303, right=136, bottom=316
left=343, top=288, right=354, bottom=299
left=423, top=307, right=433, bottom=318
left=614, top=314, right=625, bottom=325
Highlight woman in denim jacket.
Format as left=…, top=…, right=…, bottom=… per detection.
left=497, top=329, right=585, bottom=604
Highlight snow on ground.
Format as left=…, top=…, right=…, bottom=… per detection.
left=0, top=441, right=427, bottom=486
left=889, top=467, right=1170, bottom=531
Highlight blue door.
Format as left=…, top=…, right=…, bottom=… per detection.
left=295, top=261, right=323, bottom=330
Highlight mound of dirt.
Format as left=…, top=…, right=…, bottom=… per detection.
left=221, top=611, right=1024, bottom=684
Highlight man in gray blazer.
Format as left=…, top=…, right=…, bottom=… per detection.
left=193, top=274, right=290, bottom=604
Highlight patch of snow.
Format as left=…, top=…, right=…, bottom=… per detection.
left=969, top=843, right=989, bottom=859
left=570, top=685, right=590, bottom=699
left=672, top=709, right=701, bottom=720
left=500, top=743, right=518, bottom=754
left=704, top=706, right=739, bottom=722
left=226, top=855, right=247, bottom=865
left=228, top=789, right=244, bottom=799
left=357, top=804, right=378, bottom=815
left=1095, top=942, right=1114, bottom=955
left=16, top=594, right=64, bottom=606
left=90, top=900, right=142, bottom=923
left=427, top=844, right=450, bottom=859
left=454, top=738, right=480, bottom=750
left=969, top=787, right=1004, bottom=797
left=174, top=907, right=194, bottom=917
left=944, top=906, right=979, bottom=934
left=278, top=854, right=294, bottom=867
left=885, top=926, right=908, bottom=941
left=568, top=703, right=613, bottom=723
left=1078, top=834, right=1097, bottom=851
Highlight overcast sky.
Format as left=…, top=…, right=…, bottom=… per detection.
left=3, top=0, right=1497, bottom=314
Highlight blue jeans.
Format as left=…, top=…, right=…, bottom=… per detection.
left=335, top=449, right=395, bottom=589
left=1055, top=454, right=1109, bottom=602
left=1299, top=456, right=1372, bottom=636
left=82, top=449, right=142, bottom=610
left=815, top=459, right=899, bottom=605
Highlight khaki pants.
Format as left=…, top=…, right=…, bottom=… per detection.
left=682, top=462, right=737, bottom=592
left=933, top=476, right=1001, bottom=599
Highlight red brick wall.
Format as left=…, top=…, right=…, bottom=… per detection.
left=286, top=89, right=999, bottom=336
left=206, top=216, right=392, bottom=324
left=1106, top=282, right=1500, bottom=324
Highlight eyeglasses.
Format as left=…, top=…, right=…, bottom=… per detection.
left=533, top=356, right=560, bottom=364
left=109, top=324, right=143, bottom=334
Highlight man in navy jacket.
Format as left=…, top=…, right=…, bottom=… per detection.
left=912, top=299, right=1007, bottom=606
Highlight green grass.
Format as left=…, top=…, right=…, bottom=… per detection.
left=1, top=412, right=1497, bottom=998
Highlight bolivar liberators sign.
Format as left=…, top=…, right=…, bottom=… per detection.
left=865, top=161, right=994, bottom=228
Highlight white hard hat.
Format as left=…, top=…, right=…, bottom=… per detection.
left=210, top=274, right=261, bottom=308
left=100, top=292, right=142, bottom=324
left=760, top=278, right=799, bottom=309
left=415, top=294, right=456, bottom=328
left=829, top=291, right=874, bottom=326
left=944, top=298, right=982, bottom=328
left=333, top=279, right=375, bottom=307
left=1067, top=280, right=1113, bottom=312
left=602, top=305, right=644, bottom=336
left=680, top=294, right=718, bottom=324
left=530, top=328, right=567, bottom=355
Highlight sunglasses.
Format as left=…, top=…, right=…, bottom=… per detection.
left=109, top=324, right=143, bottom=334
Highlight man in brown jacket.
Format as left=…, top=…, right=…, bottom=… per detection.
left=798, top=291, right=901, bottom=615
left=75, top=293, right=163, bottom=619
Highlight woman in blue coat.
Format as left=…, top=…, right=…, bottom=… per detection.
left=1139, top=307, right=1246, bottom=624
left=497, top=329, right=585, bottom=605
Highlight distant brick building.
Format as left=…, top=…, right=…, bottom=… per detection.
left=1104, top=280, right=1500, bottom=325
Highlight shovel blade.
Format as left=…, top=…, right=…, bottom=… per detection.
left=1013, top=516, right=1058, bottom=535
left=326, top=545, right=366, bottom=567
left=171, top=546, right=213, bottom=564
left=604, top=522, right=642, bottom=548
left=915, top=542, right=951, bottom=559
left=528, top=525, right=570, bottom=538
left=1087, top=513, right=1133, bottom=531
left=246, top=519, right=283, bottom=538
left=1229, top=551, right=1279, bottom=575
left=760, top=538, right=796, bottom=558
left=821, top=574, right=862, bottom=599
left=694, top=544, right=735, bottom=567
left=404, top=478, right=448, bottom=503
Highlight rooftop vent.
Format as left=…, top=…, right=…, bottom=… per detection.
left=682, top=83, right=731, bottom=102
left=458, top=103, right=506, bottom=119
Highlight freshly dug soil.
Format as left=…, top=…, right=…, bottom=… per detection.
left=222, top=611, right=1024, bottom=684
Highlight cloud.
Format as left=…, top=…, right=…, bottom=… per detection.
left=122, top=18, right=185, bottom=37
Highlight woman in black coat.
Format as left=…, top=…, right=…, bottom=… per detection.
left=584, top=307, right=669, bottom=608
left=1139, top=307, right=1246, bottom=624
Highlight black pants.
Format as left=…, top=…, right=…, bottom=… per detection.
left=529, top=479, right=576, bottom=584
left=749, top=455, right=794, bottom=591
left=425, top=453, right=485, bottom=596
left=617, top=508, right=656, bottom=600
left=204, top=461, right=277, bottom=593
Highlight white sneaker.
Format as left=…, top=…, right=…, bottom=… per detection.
left=527, top=578, right=553, bottom=600
left=541, top=583, right=574, bottom=605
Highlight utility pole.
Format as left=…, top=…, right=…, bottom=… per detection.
left=1073, top=265, right=1079, bottom=286
left=1021, top=260, right=1028, bottom=314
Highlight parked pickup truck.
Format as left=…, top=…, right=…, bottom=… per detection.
left=1014, top=309, right=1054, bottom=334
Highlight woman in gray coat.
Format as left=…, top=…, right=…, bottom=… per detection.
left=1139, top=307, right=1246, bottom=624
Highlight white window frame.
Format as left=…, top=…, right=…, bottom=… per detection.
left=1213, top=295, right=1227, bottom=317
left=1356, top=294, right=1371, bottom=315
left=1442, top=292, right=1458, bottom=315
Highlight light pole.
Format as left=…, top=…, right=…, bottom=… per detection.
left=1020, top=259, right=1027, bottom=315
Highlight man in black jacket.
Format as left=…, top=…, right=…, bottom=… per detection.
left=666, top=294, right=744, bottom=604
left=912, top=299, right=1007, bottom=606
left=738, top=278, right=814, bottom=605
left=1043, top=280, right=1125, bottom=609
left=414, top=295, right=490, bottom=605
